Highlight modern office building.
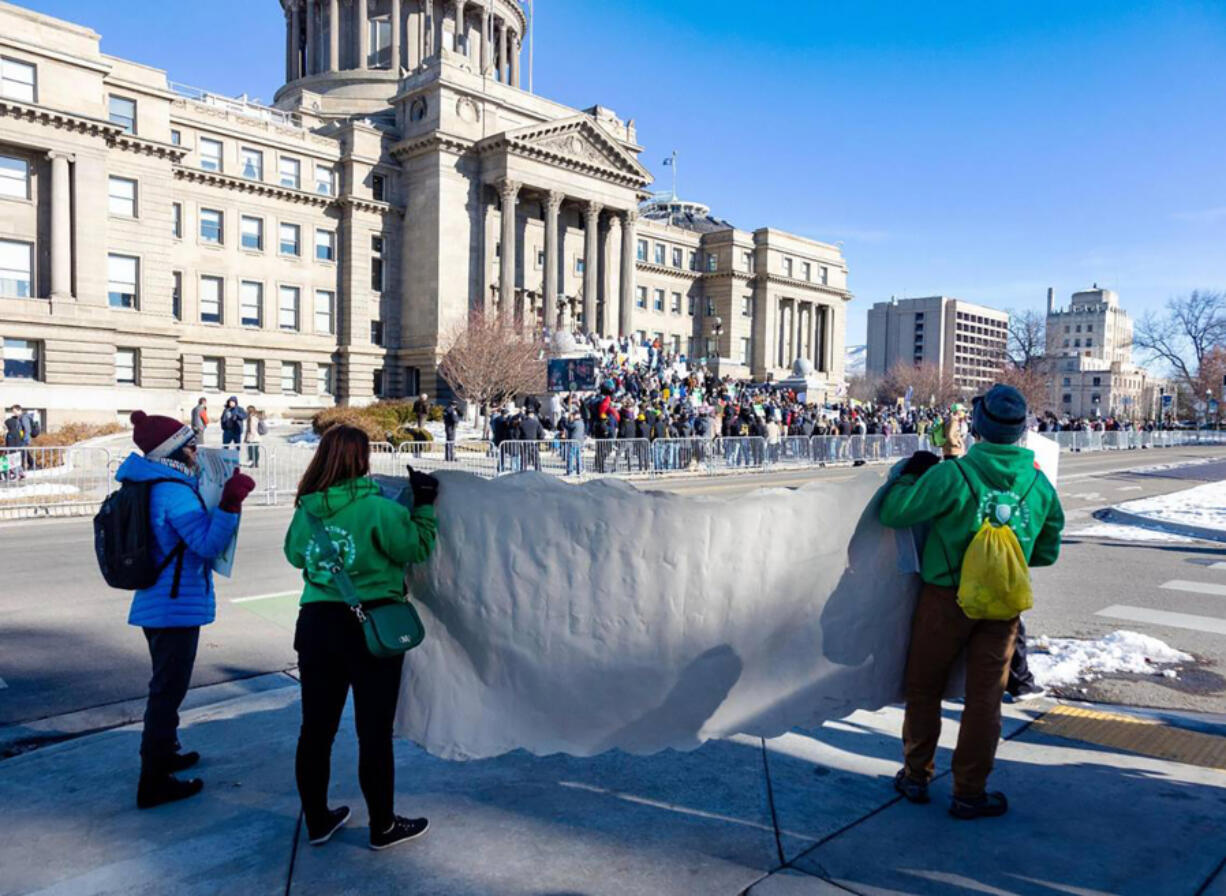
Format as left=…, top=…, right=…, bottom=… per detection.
left=1044, top=286, right=1150, bottom=419
left=865, top=295, right=1009, bottom=393
left=0, top=0, right=851, bottom=427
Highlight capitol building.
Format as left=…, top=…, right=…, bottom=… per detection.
left=0, top=0, right=850, bottom=426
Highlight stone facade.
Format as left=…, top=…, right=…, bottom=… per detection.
left=0, top=0, right=850, bottom=427
left=865, top=295, right=1009, bottom=393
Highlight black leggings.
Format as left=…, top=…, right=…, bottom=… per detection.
left=294, top=602, right=405, bottom=832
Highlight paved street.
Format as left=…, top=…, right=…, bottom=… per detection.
left=2, top=445, right=1225, bottom=743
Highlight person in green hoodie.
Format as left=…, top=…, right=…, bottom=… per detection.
left=879, top=384, right=1064, bottom=820
left=283, top=424, right=439, bottom=851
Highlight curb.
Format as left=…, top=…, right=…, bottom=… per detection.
left=1093, top=507, right=1226, bottom=544
left=1054, top=698, right=1226, bottom=739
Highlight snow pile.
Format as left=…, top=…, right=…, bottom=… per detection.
left=286, top=428, right=320, bottom=445
left=1114, top=479, right=1226, bottom=532
left=1030, top=630, right=1193, bottom=689
left=394, top=468, right=919, bottom=759
left=0, top=482, right=80, bottom=500
left=1067, top=523, right=1195, bottom=544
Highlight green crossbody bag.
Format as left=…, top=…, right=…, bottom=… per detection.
left=305, top=513, right=425, bottom=658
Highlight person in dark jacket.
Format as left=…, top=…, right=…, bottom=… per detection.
left=562, top=410, right=585, bottom=476
left=517, top=412, right=544, bottom=471
left=4, top=404, right=37, bottom=447
left=443, top=401, right=460, bottom=462
left=219, top=397, right=247, bottom=449
left=118, top=410, right=256, bottom=809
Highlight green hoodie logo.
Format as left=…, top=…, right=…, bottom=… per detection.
left=304, top=525, right=357, bottom=575
left=976, top=489, right=1033, bottom=546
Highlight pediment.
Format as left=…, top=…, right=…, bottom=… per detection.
left=492, top=115, right=652, bottom=187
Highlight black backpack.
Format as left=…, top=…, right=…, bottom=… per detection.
left=94, top=479, right=202, bottom=597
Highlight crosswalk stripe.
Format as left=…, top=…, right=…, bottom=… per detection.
left=1161, top=580, right=1226, bottom=597
left=1096, top=605, right=1226, bottom=635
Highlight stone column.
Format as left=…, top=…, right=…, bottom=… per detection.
left=391, top=0, right=402, bottom=70
left=543, top=191, right=563, bottom=330
left=619, top=209, right=637, bottom=338
left=304, top=0, right=316, bottom=75
left=498, top=178, right=519, bottom=313
left=285, top=7, right=294, bottom=81
left=498, top=19, right=508, bottom=81
left=582, top=202, right=600, bottom=334
left=328, top=0, right=339, bottom=70
left=510, top=33, right=520, bottom=86
left=604, top=215, right=622, bottom=337
left=480, top=2, right=491, bottom=74
left=357, top=0, right=368, bottom=67
left=452, top=0, right=466, bottom=53
left=290, top=1, right=302, bottom=79
left=48, top=151, right=73, bottom=300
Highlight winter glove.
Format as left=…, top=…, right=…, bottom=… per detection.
left=219, top=470, right=257, bottom=513
left=407, top=466, right=440, bottom=507
left=900, top=450, right=941, bottom=478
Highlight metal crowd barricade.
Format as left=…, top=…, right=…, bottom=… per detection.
left=0, top=445, right=116, bottom=520
left=648, top=437, right=717, bottom=474
left=772, top=436, right=816, bottom=468
left=602, top=438, right=653, bottom=476
left=395, top=439, right=497, bottom=478
left=712, top=436, right=768, bottom=472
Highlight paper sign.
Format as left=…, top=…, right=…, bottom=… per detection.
left=197, top=447, right=241, bottom=577
left=1026, top=431, right=1059, bottom=487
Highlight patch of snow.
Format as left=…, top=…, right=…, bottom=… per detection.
left=1030, top=630, right=1193, bottom=689
left=1126, top=456, right=1221, bottom=475
left=1114, top=479, right=1226, bottom=532
left=286, top=429, right=320, bottom=445
left=1067, top=523, right=1196, bottom=544
left=0, top=482, right=80, bottom=499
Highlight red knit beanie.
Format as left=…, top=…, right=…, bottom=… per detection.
left=130, top=410, right=194, bottom=459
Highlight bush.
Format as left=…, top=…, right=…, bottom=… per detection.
left=428, top=404, right=445, bottom=423
left=30, top=421, right=126, bottom=447
left=312, top=403, right=436, bottom=448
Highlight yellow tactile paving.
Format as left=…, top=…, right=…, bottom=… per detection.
left=1031, top=705, right=1226, bottom=772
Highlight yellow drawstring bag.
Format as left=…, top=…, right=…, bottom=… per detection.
left=953, top=463, right=1039, bottom=621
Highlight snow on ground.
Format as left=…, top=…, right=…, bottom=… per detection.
left=1113, top=479, right=1226, bottom=531
left=1066, top=523, right=1196, bottom=544
left=1030, top=631, right=1194, bottom=689
left=0, top=482, right=80, bottom=500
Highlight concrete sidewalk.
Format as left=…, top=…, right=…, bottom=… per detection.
left=2, top=682, right=1224, bottom=896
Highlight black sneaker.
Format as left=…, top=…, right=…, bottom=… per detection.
left=307, top=806, right=351, bottom=846
left=893, top=770, right=931, bottom=804
left=369, top=815, right=429, bottom=850
left=137, top=774, right=204, bottom=810
left=949, top=791, right=1008, bottom=820
left=167, top=751, right=200, bottom=773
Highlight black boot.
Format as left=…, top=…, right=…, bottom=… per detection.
left=137, top=761, right=203, bottom=810
left=167, top=751, right=200, bottom=773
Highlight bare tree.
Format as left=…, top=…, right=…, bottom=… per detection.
left=1006, top=308, right=1047, bottom=370
left=993, top=363, right=1051, bottom=416
left=1135, top=290, right=1226, bottom=388
left=879, top=361, right=961, bottom=408
left=437, top=310, right=546, bottom=438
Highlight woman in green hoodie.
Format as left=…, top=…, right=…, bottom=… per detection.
left=283, top=425, right=439, bottom=851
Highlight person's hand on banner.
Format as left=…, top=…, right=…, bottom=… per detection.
left=407, top=466, right=440, bottom=506
left=219, top=469, right=257, bottom=513
left=900, top=451, right=941, bottom=478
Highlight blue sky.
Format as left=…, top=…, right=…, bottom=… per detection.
left=27, top=0, right=1226, bottom=346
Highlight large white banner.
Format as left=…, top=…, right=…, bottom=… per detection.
left=393, top=469, right=920, bottom=760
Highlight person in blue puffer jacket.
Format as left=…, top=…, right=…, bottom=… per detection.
left=117, top=410, right=255, bottom=809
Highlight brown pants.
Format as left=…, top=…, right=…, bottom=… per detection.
left=902, top=583, right=1018, bottom=798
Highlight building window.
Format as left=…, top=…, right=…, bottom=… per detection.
left=318, top=363, right=335, bottom=395
left=240, top=147, right=263, bottom=180
left=282, top=361, right=301, bottom=394
left=1, top=57, right=36, bottom=102
left=0, top=155, right=29, bottom=199
left=1087, top=323, right=1094, bottom=332
left=687, top=295, right=695, bottom=316
left=1092, top=376, right=1102, bottom=387
left=1085, top=338, right=1093, bottom=347
left=706, top=253, right=717, bottom=272
left=1075, top=324, right=1082, bottom=332
left=1091, top=393, right=1102, bottom=405
left=742, top=251, right=754, bottom=273
left=243, top=359, right=262, bottom=391
left=201, top=356, right=223, bottom=391
left=653, top=289, right=665, bottom=312
left=0, top=238, right=33, bottom=297
left=200, top=208, right=223, bottom=244
left=3, top=338, right=40, bottom=379
left=200, top=276, right=223, bottom=323
left=199, top=137, right=223, bottom=172
left=370, top=320, right=384, bottom=346
left=172, top=202, right=182, bottom=238
left=115, top=348, right=138, bottom=385
left=575, top=257, right=585, bottom=274
left=371, top=235, right=384, bottom=291
left=373, top=368, right=385, bottom=397
left=802, top=261, right=812, bottom=281
left=636, top=239, right=648, bottom=262
left=635, top=285, right=647, bottom=309
left=241, top=216, right=264, bottom=251
left=107, top=176, right=137, bottom=217
left=1073, top=338, right=1081, bottom=348
left=240, top=280, right=263, bottom=327
left=279, top=222, right=301, bottom=256
left=706, top=299, right=716, bottom=317
left=279, top=156, right=301, bottom=189
left=315, top=229, right=336, bottom=262
left=172, top=271, right=182, bottom=320
left=371, top=174, right=386, bottom=202
left=315, top=163, right=335, bottom=196
left=108, top=96, right=136, bottom=134
left=369, top=16, right=392, bottom=67
left=279, top=286, right=300, bottom=330
left=819, top=265, right=828, bottom=285
left=170, top=129, right=181, bottom=146
left=740, top=338, right=752, bottom=366
left=741, top=295, right=753, bottom=317
left=672, top=247, right=683, bottom=268
left=783, top=257, right=794, bottom=278
left=1062, top=377, right=1071, bottom=387
left=535, top=249, right=545, bottom=268
left=670, top=292, right=682, bottom=314
left=654, top=243, right=666, bottom=265
left=107, top=254, right=139, bottom=309
left=314, top=289, right=335, bottom=334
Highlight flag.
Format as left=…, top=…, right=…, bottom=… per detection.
left=662, top=157, right=673, bottom=166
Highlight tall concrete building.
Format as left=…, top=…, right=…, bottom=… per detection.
left=0, top=0, right=851, bottom=427
left=1044, top=286, right=1150, bottom=419
left=865, top=296, right=1008, bottom=393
